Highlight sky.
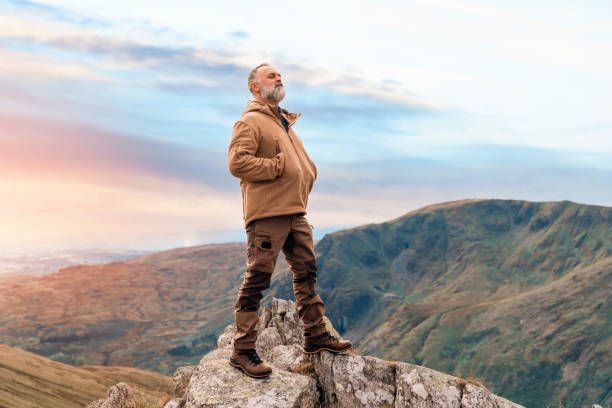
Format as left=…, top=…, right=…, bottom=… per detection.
left=1, top=0, right=611, bottom=255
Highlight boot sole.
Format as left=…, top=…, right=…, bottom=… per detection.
left=303, top=345, right=352, bottom=354
left=229, top=358, right=272, bottom=378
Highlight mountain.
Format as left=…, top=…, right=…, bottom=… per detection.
left=0, top=199, right=609, bottom=407
left=0, top=249, right=152, bottom=278
left=268, top=198, right=612, bottom=407
left=0, top=242, right=289, bottom=375
left=0, top=343, right=171, bottom=408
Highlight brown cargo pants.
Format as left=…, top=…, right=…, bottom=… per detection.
left=233, top=212, right=327, bottom=350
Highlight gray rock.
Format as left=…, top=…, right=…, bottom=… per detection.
left=461, top=383, right=502, bottom=408
left=173, top=366, right=196, bottom=398
left=312, top=352, right=526, bottom=408
left=199, top=346, right=232, bottom=364
left=86, top=297, right=526, bottom=408
left=217, top=324, right=236, bottom=348
left=267, top=298, right=305, bottom=346
left=267, top=344, right=309, bottom=373
left=88, top=382, right=135, bottom=408
left=313, top=352, right=395, bottom=407
left=395, top=362, right=462, bottom=408
left=184, top=347, right=319, bottom=408
left=257, top=305, right=273, bottom=331
left=163, top=398, right=186, bottom=408
left=255, top=326, right=283, bottom=361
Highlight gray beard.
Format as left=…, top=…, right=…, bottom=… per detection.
left=259, top=83, right=286, bottom=102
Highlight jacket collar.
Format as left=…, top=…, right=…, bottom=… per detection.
left=244, top=99, right=301, bottom=127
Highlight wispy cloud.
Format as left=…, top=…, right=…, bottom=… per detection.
left=0, top=13, right=436, bottom=110
left=4, top=0, right=110, bottom=27
left=0, top=113, right=233, bottom=190
left=1, top=0, right=610, bottom=253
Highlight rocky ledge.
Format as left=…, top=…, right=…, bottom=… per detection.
left=88, top=298, right=525, bottom=408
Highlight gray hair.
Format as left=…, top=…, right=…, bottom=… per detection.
left=248, top=62, right=270, bottom=95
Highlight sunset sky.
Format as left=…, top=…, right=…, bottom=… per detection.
left=1, top=0, right=611, bottom=254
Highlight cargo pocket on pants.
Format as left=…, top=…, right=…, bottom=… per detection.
left=247, top=235, right=275, bottom=270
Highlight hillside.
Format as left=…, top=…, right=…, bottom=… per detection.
left=0, top=198, right=609, bottom=407
left=269, top=198, right=612, bottom=407
left=0, top=343, right=171, bottom=408
left=0, top=243, right=288, bottom=375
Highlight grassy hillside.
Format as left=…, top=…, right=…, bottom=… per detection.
left=269, top=199, right=611, bottom=407
left=0, top=242, right=288, bottom=375
left=0, top=344, right=171, bottom=408
left=1, top=198, right=609, bottom=407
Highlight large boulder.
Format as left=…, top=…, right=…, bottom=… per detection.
left=87, top=298, right=526, bottom=408
left=184, top=346, right=319, bottom=408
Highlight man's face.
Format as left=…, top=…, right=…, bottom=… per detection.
left=254, top=66, right=285, bottom=102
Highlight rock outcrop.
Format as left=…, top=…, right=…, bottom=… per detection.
left=85, top=382, right=135, bottom=408
left=160, top=298, right=525, bottom=408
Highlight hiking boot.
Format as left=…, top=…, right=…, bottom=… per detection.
left=304, top=331, right=353, bottom=354
left=229, top=348, right=272, bottom=378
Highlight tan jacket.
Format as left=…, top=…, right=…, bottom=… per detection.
left=228, top=100, right=317, bottom=227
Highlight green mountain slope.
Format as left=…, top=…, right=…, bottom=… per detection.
left=269, top=199, right=612, bottom=407
left=1, top=198, right=609, bottom=407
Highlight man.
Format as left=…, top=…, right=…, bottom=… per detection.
left=227, top=63, right=352, bottom=378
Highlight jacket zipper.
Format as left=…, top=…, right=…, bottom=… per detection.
left=273, top=114, right=301, bottom=160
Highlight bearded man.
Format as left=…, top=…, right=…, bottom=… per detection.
left=227, top=63, right=352, bottom=378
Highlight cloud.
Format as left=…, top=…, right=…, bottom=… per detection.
left=0, top=112, right=243, bottom=251
left=0, top=47, right=111, bottom=81
left=0, top=13, right=436, bottom=110
left=0, top=173, right=244, bottom=252
left=302, top=155, right=612, bottom=235
left=4, top=0, right=110, bottom=27
left=0, top=113, right=233, bottom=191
left=304, top=144, right=612, bottom=227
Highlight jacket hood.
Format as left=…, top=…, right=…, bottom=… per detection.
left=243, top=99, right=301, bottom=127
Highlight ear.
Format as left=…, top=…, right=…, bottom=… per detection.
left=250, top=81, right=260, bottom=96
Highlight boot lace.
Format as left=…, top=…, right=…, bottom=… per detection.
left=320, top=331, right=339, bottom=343
left=239, top=348, right=263, bottom=365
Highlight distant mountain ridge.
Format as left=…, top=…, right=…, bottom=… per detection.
left=0, top=248, right=152, bottom=278
left=0, top=199, right=609, bottom=407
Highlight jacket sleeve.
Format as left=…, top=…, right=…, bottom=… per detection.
left=228, top=121, right=285, bottom=182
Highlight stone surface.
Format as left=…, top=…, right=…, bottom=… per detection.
left=217, top=324, right=236, bottom=348
left=163, top=398, right=186, bottom=408
left=267, top=298, right=305, bottom=346
left=255, top=326, right=283, bottom=360
left=85, top=382, right=136, bottom=408
left=173, top=366, right=196, bottom=398
left=267, top=344, right=308, bottom=372
left=184, top=350, right=319, bottom=408
left=395, top=362, right=462, bottom=408
left=103, top=382, right=136, bottom=408
left=313, top=352, right=395, bottom=407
